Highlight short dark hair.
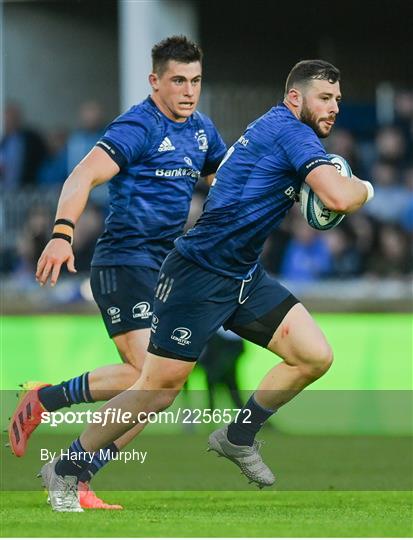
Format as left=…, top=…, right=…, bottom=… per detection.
left=285, top=60, right=340, bottom=95
left=151, top=35, right=203, bottom=76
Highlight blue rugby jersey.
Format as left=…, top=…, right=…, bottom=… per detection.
left=91, top=97, right=226, bottom=269
left=175, top=103, right=334, bottom=279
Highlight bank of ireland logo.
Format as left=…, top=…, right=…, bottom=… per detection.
left=184, top=156, right=193, bottom=167
left=171, top=327, right=192, bottom=346
left=107, top=306, right=121, bottom=324
left=195, top=130, right=208, bottom=152
left=284, top=185, right=297, bottom=201
left=132, top=301, right=152, bottom=319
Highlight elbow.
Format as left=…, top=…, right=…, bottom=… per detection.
left=68, top=163, right=97, bottom=190
left=90, top=177, right=102, bottom=189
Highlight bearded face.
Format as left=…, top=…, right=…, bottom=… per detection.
left=300, top=95, right=336, bottom=138
left=294, top=79, right=341, bottom=138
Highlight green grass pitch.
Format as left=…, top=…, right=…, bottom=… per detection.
left=1, top=490, right=412, bottom=537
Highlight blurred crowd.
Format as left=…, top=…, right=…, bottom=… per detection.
left=1, top=91, right=412, bottom=282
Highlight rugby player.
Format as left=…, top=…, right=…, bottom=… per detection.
left=41, top=59, right=375, bottom=511
left=8, top=35, right=226, bottom=510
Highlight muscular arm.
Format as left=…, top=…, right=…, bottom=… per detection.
left=55, top=147, right=120, bottom=222
left=306, top=164, right=371, bottom=214
left=36, top=147, right=120, bottom=286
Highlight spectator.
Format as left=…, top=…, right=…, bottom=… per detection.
left=15, top=206, right=51, bottom=279
left=325, top=227, right=362, bottom=278
left=37, top=128, right=68, bottom=187
left=1, top=93, right=412, bottom=282
left=280, top=220, right=332, bottom=282
left=38, top=101, right=106, bottom=188
left=65, top=100, right=108, bottom=208
left=66, top=100, right=106, bottom=173
left=346, top=213, right=376, bottom=270
left=260, top=228, right=291, bottom=276
left=393, top=89, right=413, bottom=154
left=363, top=161, right=408, bottom=224
left=325, top=128, right=362, bottom=174
left=400, top=166, right=413, bottom=232
left=0, top=102, right=47, bottom=190
left=366, top=224, right=411, bottom=277
left=375, top=125, right=407, bottom=171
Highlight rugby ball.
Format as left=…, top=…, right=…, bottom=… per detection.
left=299, top=154, right=352, bottom=231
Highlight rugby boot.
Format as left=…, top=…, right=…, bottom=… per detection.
left=38, top=460, right=83, bottom=512
left=78, top=482, right=123, bottom=510
left=207, top=426, right=275, bottom=488
left=8, top=381, right=51, bottom=457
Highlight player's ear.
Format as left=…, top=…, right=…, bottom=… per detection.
left=149, top=72, right=159, bottom=91
left=286, top=88, right=301, bottom=107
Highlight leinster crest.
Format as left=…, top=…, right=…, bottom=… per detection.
left=195, top=130, right=208, bottom=152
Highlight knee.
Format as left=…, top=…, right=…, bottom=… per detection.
left=299, top=342, right=334, bottom=381
left=118, top=344, right=144, bottom=377
left=122, top=352, right=143, bottom=377
left=114, top=330, right=150, bottom=374
left=123, top=363, right=141, bottom=386
left=134, top=371, right=184, bottom=412
left=146, top=388, right=179, bottom=414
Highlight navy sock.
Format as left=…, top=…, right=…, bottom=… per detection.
left=38, top=372, right=93, bottom=411
left=227, top=394, right=276, bottom=446
left=55, top=438, right=91, bottom=479
left=78, top=443, right=119, bottom=483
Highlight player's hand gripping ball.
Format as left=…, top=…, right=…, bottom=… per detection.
left=300, top=153, right=352, bottom=230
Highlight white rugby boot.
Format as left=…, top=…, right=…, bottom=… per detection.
left=38, top=460, right=83, bottom=512
left=207, top=426, right=275, bottom=488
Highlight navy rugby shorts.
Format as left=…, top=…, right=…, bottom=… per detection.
left=90, top=265, right=159, bottom=338
left=148, top=249, right=299, bottom=361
